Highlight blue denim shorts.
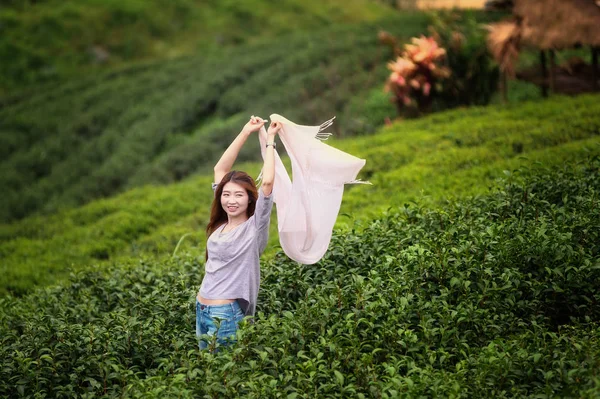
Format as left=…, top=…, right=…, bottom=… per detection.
left=196, top=299, right=244, bottom=350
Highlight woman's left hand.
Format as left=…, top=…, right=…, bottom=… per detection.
left=267, top=121, right=282, bottom=136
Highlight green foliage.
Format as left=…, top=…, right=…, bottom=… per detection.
left=0, top=0, right=391, bottom=92
left=428, top=10, right=500, bottom=110
left=1, top=156, right=599, bottom=397
left=340, top=87, right=396, bottom=136
left=490, top=79, right=542, bottom=104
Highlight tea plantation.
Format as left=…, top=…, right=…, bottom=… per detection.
left=2, top=94, right=599, bottom=297
left=2, top=2, right=599, bottom=395
left=1, top=147, right=599, bottom=397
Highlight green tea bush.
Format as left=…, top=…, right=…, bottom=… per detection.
left=1, top=156, right=598, bottom=397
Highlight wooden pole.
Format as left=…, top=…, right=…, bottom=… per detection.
left=593, top=46, right=599, bottom=90
left=549, top=49, right=556, bottom=94
left=502, top=71, right=508, bottom=103
left=540, top=49, right=548, bottom=97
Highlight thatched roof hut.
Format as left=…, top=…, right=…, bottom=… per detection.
left=487, top=0, right=600, bottom=98
left=513, top=0, right=600, bottom=49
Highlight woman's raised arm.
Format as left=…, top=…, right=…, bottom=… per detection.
left=260, top=121, right=282, bottom=197
left=214, top=116, right=265, bottom=184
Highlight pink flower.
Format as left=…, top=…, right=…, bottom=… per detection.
left=423, top=82, right=431, bottom=96
left=384, top=33, right=450, bottom=110
left=387, top=57, right=416, bottom=75
left=405, top=36, right=446, bottom=64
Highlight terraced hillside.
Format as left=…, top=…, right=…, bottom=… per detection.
left=0, top=14, right=432, bottom=223
left=0, top=0, right=391, bottom=91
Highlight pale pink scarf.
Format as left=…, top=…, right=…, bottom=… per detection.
left=258, top=114, right=368, bottom=264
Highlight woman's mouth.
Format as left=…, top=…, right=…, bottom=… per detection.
left=227, top=206, right=238, bottom=212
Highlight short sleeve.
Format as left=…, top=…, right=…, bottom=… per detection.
left=254, top=186, right=274, bottom=231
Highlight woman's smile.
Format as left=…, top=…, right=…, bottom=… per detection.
left=221, top=181, right=250, bottom=217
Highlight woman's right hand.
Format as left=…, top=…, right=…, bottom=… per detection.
left=243, top=115, right=266, bottom=134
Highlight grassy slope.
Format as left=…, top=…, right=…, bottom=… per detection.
left=0, top=0, right=389, bottom=92
left=1, top=93, right=599, bottom=296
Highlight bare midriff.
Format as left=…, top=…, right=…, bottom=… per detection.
left=197, top=294, right=236, bottom=305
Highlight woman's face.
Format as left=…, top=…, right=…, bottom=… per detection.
left=221, top=181, right=250, bottom=218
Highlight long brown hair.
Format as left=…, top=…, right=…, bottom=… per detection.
left=206, top=171, right=258, bottom=259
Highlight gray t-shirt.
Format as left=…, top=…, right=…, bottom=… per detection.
left=198, top=183, right=274, bottom=316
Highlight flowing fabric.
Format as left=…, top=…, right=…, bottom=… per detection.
left=258, top=114, right=369, bottom=264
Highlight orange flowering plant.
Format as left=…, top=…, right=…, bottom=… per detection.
left=384, top=36, right=451, bottom=115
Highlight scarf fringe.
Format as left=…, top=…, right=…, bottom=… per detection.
left=315, top=132, right=332, bottom=141
left=345, top=179, right=372, bottom=185
left=255, top=169, right=263, bottom=184
left=315, top=116, right=336, bottom=141
left=318, top=116, right=336, bottom=131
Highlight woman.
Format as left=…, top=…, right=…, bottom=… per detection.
left=196, top=115, right=281, bottom=350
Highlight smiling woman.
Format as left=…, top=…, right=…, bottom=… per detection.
left=221, top=181, right=252, bottom=222
left=195, top=115, right=281, bottom=351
